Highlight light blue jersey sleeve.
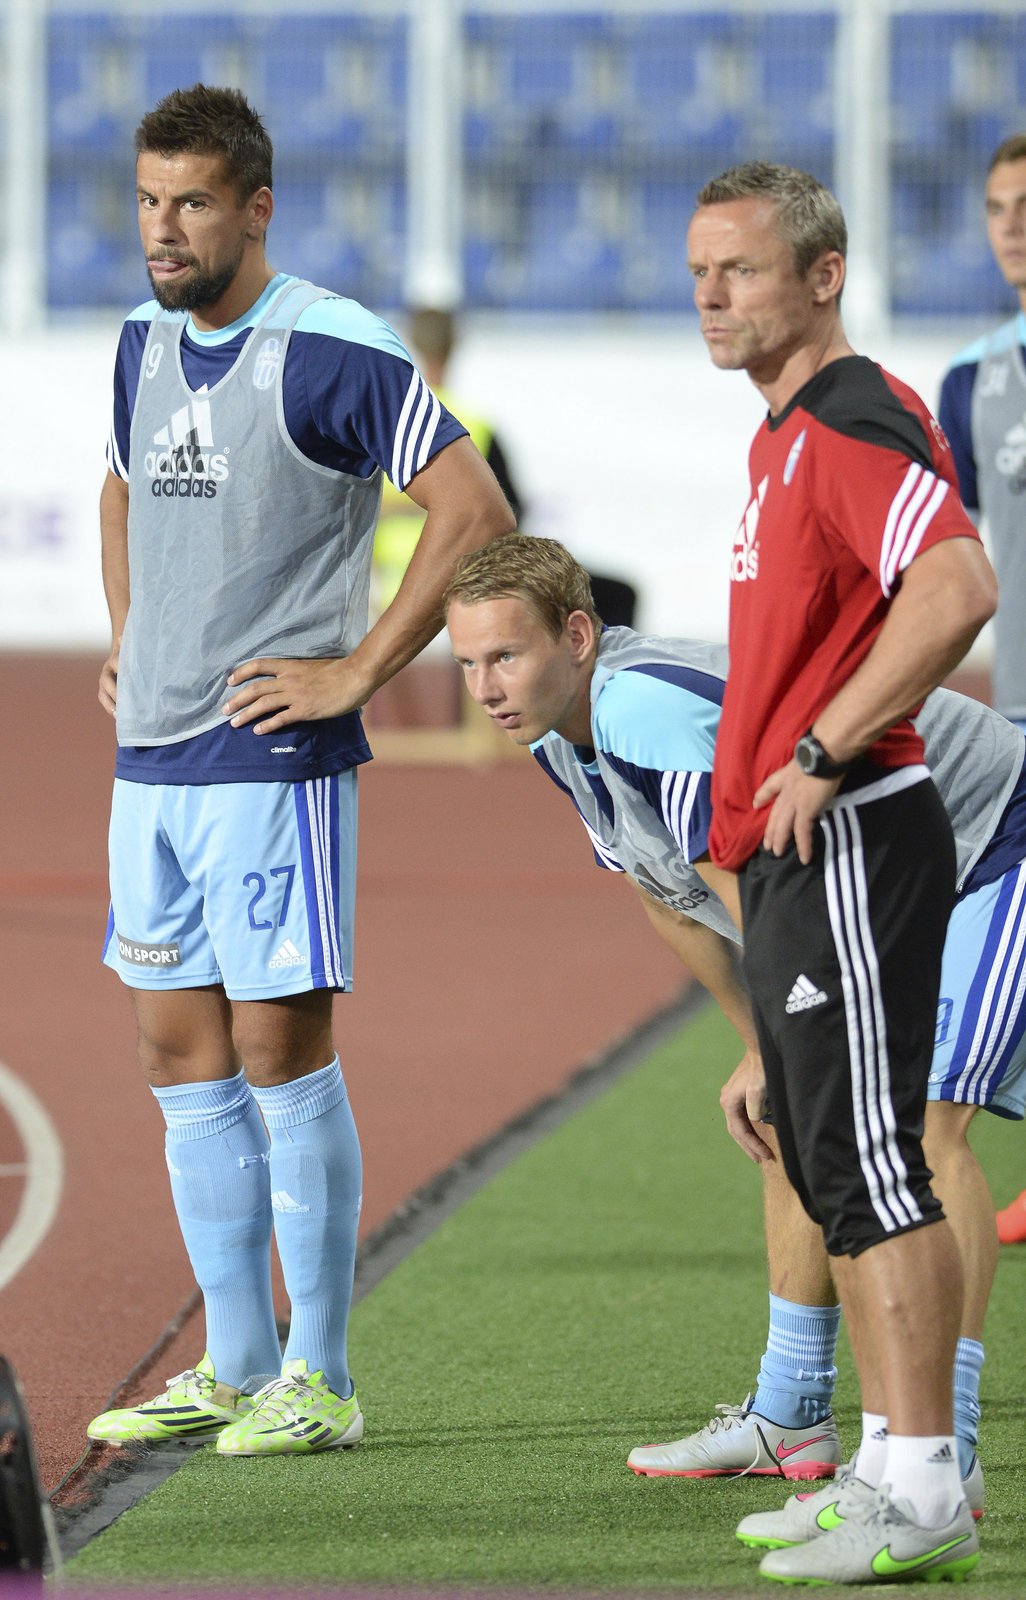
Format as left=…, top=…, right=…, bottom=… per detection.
left=593, top=664, right=722, bottom=861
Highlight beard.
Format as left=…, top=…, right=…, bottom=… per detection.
left=147, top=245, right=245, bottom=312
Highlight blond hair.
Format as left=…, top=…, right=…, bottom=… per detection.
left=444, top=534, right=600, bottom=639
left=696, top=161, right=847, bottom=277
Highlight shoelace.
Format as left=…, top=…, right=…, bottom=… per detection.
left=694, top=1400, right=766, bottom=1477
left=702, top=1400, right=750, bottom=1434
left=159, top=1367, right=213, bottom=1401
left=829, top=1486, right=913, bottom=1541
left=249, top=1375, right=320, bottom=1424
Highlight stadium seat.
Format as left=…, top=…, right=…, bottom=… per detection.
left=622, top=179, right=699, bottom=311
left=47, top=176, right=140, bottom=309
left=47, top=13, right=128, bottom=155
left=462, top=13, right=617, bottom=156
left=137, top=14, right=252, bottom=111
left=889, top=171, right=1007, bottom=315
left=890, top=12, right=1002, bottom=154
left=751, top=13, right=835, bottom=166
left=272, top=173, right=404, bottom=305
left=255, top=15, right=405, bottom=159
left=519, top=177, right=624, bottom=309
left=619, top=12, right=747, bottom=157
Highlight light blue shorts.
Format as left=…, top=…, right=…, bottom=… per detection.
left=102, top=773, right=357, bottom=1000
left=930, top=860, right=1026, bottom=1119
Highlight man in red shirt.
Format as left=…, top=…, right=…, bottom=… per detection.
left=688, top=163, right=997, bottom=1585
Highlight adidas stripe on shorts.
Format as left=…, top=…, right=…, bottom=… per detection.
left=929, top=859, right=1026, bottom=1120
left=103, top=772, right=356, bottom=999
left=739, top=778, right=955, bottom=1258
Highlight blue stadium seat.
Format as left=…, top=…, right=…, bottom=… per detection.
left=519, top=178, right=624, bottom=309
left=1012, top=19, right=1026, bottom=105
left=136, top=15, right=252, bottom=110
left=619, top=12, right=747, bottom=157
left=463, top=13, right=617, bottom=155
left=889, top=172, right=1006, bottom=314
left=255, top=16, right=405, bottom=159
left=47, top=176, right=141, bottom=309
left=751, top=13, right=835, bottom=166
left=622, top=179, right=697, bottom=311
left=462, top=238, right=518, bottom=309
left=272, top=173, right=404, bottom=304
left=522, top=235, right=623, bottom=310
left=890, top=12, right=997, bottom=153
left=47, top=14, right=128, bottom=155
left=891, top=232, right=1005, bottom=316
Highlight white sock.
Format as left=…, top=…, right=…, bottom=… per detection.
left=882, top=1434, right=963, bottom=1528
left=854, top=1411, right=888, bottom=1486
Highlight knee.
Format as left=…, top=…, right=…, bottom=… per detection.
left=231, top=1001, right=335, bottom=1088
left=133, top=997, right=237, bottom=1088
left=923, top=1101, right=975, bottom=1172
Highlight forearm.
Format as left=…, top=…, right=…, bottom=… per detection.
left=350, top=504, right=510, bottom=694
left=635, top=886, right=756, bottom=1050
left=100, top=470, right=130, bottom=641
left=813, top=537, right=996, bottom=764
left=348, top=439, right=515, bottom=699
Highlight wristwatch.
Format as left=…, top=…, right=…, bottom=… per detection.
left=793, top=729, right=853, bottom=779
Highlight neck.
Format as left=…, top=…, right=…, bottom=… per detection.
left=190, top=257, right=276, bottom=333
left=553, top=660, right=598, bottom=747
left=754, top=321, right=854, bottom=416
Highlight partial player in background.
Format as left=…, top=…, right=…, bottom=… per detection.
left=443, top=534, right=1025, bottom=1527
left=939, top=132, right=1026, bottom=1246
left=88, top=85, right=513, bottom=1458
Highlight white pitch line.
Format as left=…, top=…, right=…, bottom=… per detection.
left=0, top=1057, right=63, bottom=1291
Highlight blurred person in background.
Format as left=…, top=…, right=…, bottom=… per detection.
left=370, top=306, right=636, bottom=728
left=938, top=133, right=1026, bottom=1248
left=89, top=84, right=513, bottom=1458
left=368, top=306, right=526, bottom=726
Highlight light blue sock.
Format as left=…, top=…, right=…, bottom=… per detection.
left=250, top=1057, right=362, bottom=1399
left=753, top=1294, right=840, bottom=1428
left=152, top=1070, right=281, bottom=1391
left=953, top=1336, right=984, bottom=1476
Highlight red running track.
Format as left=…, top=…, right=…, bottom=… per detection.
left=0, top=654, right=688, bottom=1494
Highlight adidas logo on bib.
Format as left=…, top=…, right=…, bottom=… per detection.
left=785, top=974, right=828, bottom=1014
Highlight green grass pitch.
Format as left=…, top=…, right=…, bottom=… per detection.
left=65, top=1005, right=1026, bottom=1592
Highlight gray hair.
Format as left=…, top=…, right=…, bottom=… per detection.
left=695, top=161, right=847, bottom=276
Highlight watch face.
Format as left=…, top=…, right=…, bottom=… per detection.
left=796, top=737, right=816, bottom=773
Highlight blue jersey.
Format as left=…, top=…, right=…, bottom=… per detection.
left=532, top=630, right=736, bottom=938
left=107, top=273, right=467, bottom=784
left=938, top=312, right=1026, bottom=720
left=534, top=629, right=1026, bottom=937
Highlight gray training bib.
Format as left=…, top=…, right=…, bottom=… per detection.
left=119, top=279, right=381, bottom=745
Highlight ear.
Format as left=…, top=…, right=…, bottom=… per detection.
left=247, top=187, right=274, bottom=242
left=809, top=249, right=845, bottom=304
left=566, top=609, right=596, bottom=661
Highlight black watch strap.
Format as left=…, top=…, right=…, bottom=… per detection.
left=794, top=729, right=853, bottom=779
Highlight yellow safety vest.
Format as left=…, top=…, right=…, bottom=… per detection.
left=372, top=388, right=494, bottom=615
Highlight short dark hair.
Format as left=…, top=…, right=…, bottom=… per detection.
left=988, top=134, right=1026, bottom=173
left=135, top=84, right=272, bottom=201
left=696, top=161, right=847, bottom=276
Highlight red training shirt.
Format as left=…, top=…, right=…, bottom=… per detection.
left=709, top=355, right=982, bottom=872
